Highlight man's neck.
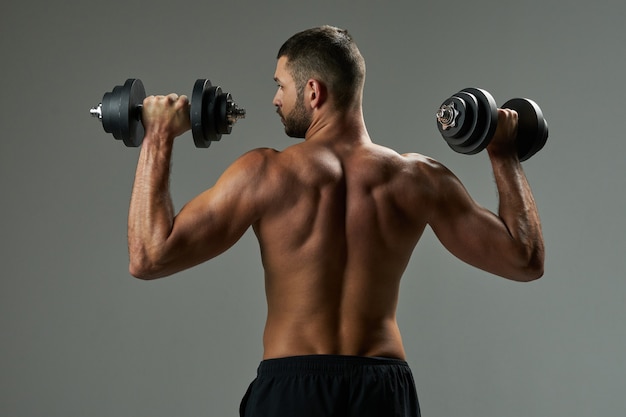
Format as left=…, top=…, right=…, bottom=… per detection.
left=305, top=107, right=370, bottom=146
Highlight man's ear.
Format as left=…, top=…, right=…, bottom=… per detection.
left=306, top=79, right=327, bottom=109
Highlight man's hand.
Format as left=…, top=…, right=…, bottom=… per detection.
left=486, top=108, right=519, bottom=158
left=141, top=94, right=191, bottom=142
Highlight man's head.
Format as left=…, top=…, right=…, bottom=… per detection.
left=278, top=26, right=366, bottom=110
left=273, top=26, right=366, bottom=138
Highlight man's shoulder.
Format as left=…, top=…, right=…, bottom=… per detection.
left=399, top=151, right=439, bottom=166
left=230, top=147, right=280, bottom=170
left=240, top=146, right=281, bottom=159
left=229, top=146, right=303, bottom=187
left=380, top=151, right=461, bottom=202
left=390, top=151, right=449, bottom=179
left=365, top=143, right=439, bottom=167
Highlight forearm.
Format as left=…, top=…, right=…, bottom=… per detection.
left=488, top=149, right=545, bottom=279
left=128, top=134, right=176, bottom=278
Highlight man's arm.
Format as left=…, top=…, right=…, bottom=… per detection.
left=428, top=109, right=545, bottom=282
left=127, top=94, right=269, bottom=279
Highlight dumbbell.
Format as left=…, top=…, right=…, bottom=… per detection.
left=89, top=78, right=246, bottom=148
left=435, top=88, right=548, bottom=161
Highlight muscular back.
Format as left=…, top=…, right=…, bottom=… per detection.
left=129, top=81, right=542, bottom=359
left=252, top=138, right=434, bottom=359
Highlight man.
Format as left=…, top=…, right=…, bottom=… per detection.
left=128, top=26, right=544, bottom=417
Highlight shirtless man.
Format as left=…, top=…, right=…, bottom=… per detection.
left=127, top=26, right=544, bottom=417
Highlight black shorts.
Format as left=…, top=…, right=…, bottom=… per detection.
left=239, top=355, right=421, bottom=417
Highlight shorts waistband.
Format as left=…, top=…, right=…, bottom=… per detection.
left=257, top=355, right=409, bottom=377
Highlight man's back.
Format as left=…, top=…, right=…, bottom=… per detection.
left=253, top=136, right=433, bottom=359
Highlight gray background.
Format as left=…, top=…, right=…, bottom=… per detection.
left=2, top=0, right=624, bottom=416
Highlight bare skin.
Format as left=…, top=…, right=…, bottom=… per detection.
left=128, top=57, right=544, bottom=361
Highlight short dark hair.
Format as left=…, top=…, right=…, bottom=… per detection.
left=277, top=26, right=366, bottom=109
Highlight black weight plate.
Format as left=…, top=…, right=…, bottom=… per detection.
left=191, top=79, right=221, bottom=147
left=446, top=91, right=489, bottom=155
left=501, top=98, right=548, bottom=161
left=436, top=96, right=471, bottom=142
left=120, top=79, right=146, bottom=147
left=191, top=79, right=211, bottom=147
left=101, top=79, right=145, bottom=146
left=457, top=87, right=498, bottom=155
left=101, top=85, right=124, bottom=139
left=446, top=92, right=481, bottom=149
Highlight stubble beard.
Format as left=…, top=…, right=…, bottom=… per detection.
left=279, top=96, right=311, bottom=139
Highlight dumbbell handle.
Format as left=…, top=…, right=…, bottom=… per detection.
left=90, top=101, right=245, bottom=124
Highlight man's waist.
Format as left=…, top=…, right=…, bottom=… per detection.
left=256, top=354, right=410, bottom=377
